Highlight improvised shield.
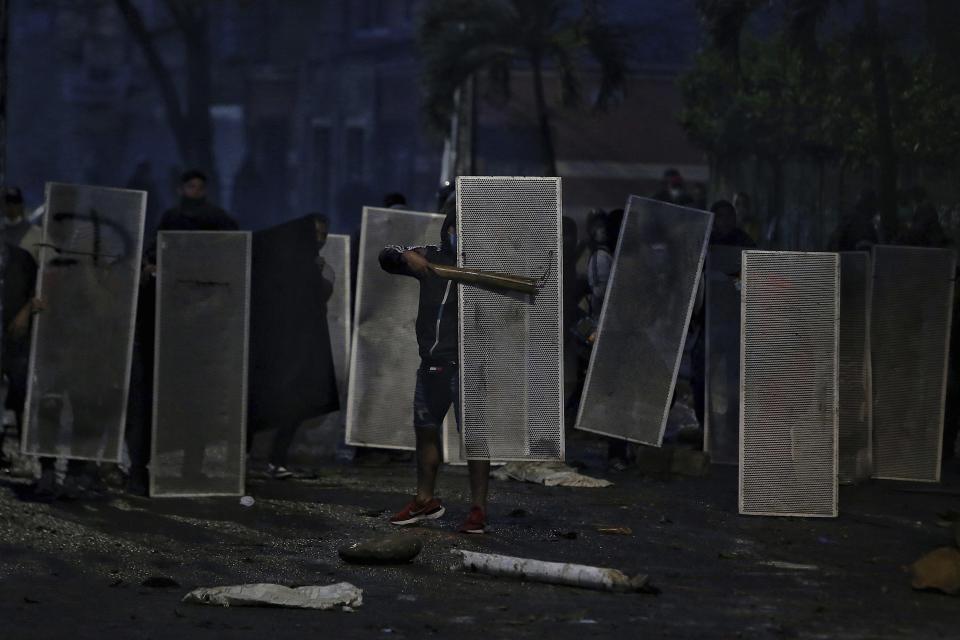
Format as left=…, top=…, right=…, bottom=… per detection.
left=346, top=207, right=446, bottom=450
left=739, top=251, right=839, bottom=517
left=703, top=245, right=743, bottom=464
left=457, top=176, right=563, bottom=461
left=150, top=231, right=251, bottom=497
left=576, top=196, right=712, bottom=446
left=871, top=245, right=955, bottom=482
left=838, top=251, right=872, bottom=483
left=323, top=234, right=352, bottom=411
left=22, top=182, right=145, bottom=462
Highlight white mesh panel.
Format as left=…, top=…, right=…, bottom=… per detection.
left=871, top=245, right=955, bottom=482
left=323, top=235, right=351, bottom=407
left=739, top=251, right=838, bottom=518
left=838, top=251, right=872, bottom=483
left=576, top=196, right=712, bottom=446
left=22, top=183, right=146, bottom=462
left=150, top=231, right=250, bottom=497
left=457, top=177, right=563, bottom=461
left=346, top=208, right=445, bottom=450
left=704, top=246, right=743, bottom=464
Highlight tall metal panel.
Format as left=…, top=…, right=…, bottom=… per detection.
left=739, top=251, right=839, bottom=518
left=704, top=245, right=743, bottom=464
left=576, top=196, right=712, bottom=446
left=150, top=231, right=251, bottom=497
left=319, top=234, right=351, bottom=420
left=838, top=251, right=872, bottom=483
left=871, top=245, right=955, bottom=482
left=21, top=182, right=145, bottom=461
left=457, top=176, right=563, bottom=461
left=346, top=208, right=445, bottom=450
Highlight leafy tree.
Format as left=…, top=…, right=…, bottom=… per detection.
left=418, top=0, right=628, bottom=176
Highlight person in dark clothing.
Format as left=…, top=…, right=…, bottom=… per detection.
left=653, top=168, right=695, bottom=207
left=0, top=244, right=38, bottom=472
left=125, top=169, right=239, bottom=495
left=828, top=190, right=880, bottom=252
left=0, top=187, right=36, bottom=247
left=248, top=214, right=339, bottom=478
left=378, top=197, right=490, bottom=534
left=383, top=192, right=408, bottom=209
left=709, top=199, right=756, bottom=248
left=687, top=200, right=757, bottom=439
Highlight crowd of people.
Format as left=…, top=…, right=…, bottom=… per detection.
left=0, top=166, right=957, bottom=524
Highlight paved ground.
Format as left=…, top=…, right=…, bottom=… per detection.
left=0, top=442, right=958, bottom=639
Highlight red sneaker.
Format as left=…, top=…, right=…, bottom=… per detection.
left=458, top=506, right=487, bottom=534
left=390, top=497, right=445, bottom=526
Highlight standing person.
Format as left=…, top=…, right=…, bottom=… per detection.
left=248, top=214, right=339, bottom=478
left=0, top=244, right=38, bottom=474
left=378, top=197, right=490, bottom=534
left=125, top=169, right=238, bottom=495
left=652, top=169, right=694, bottom=207
left=0, top=187, right=36, bottom=247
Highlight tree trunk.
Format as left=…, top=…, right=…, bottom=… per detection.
left=0, top=0, right=8, bottom=189
left=530, top=52, right=557, bottom=177
left=864, top=0, right=898, bottom=242
left=182, top=1, right=217, bottom=188
left=115, top=0, right=217, bottom=192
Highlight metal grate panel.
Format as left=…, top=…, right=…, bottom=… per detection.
left=704, top=245, right=743, bottom=464
left=457, top=177, right=563, bottom=461
left=22, top=182, right=146, bottom=462
left=871, top=245, right=955, bottom=482
left=576, top=196, right=712, bottom=446
left=150, top=231, right=250, bottom=497
left=323, top=234, right=352, bottom=408
left=739, top=251, right=838, bottom=517
left=346, top=208, right=445, bottom=450
left=838, top=251, right=872, bottom=483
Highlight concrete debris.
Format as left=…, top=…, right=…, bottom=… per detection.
left=909, top=547, right=960, bottom=595
left=491, top=462, right=612, bottom=488
left=183, top=582, right=363, bottom=609
left=338, top=534, right=423, bottom=565
left=455, top=549, right=654, bottom=593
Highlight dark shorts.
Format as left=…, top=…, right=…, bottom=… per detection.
left=413, top=363, right=460, bottom=431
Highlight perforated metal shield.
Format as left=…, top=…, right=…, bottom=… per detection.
left=739, top=251, right=839, bottom=518
left=704, top=245, right=743, bottom=464
left=346, top=208, right=445, bottom=450
left=322, top=234, right=351, bottom=407
left=457, top=176, right=563, bottom=461
left=576, top=196, right=712, bottom=446
left=838, top=251, right=872, bottom=483
left=871, top=245, right=955, bottom=482
left=150, top=231, right=251, bottom=497
left=21, top=183, right=145, bottom=462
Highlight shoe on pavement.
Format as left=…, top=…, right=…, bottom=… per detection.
left=390, top=497, right=445, bottom=526
left=267, top=463, right=294, bottom=480
left=458, top=506, right=487, bottom=534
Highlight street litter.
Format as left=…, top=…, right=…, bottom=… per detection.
left=455, top=549, right=654, bottom=593
left=182, top=582, right=363, bottom=609
left=596, top=526, right=633, bottom=535
left=491, top=462, right=612, bottom=488
left=909, top=547, right=960, bottom=595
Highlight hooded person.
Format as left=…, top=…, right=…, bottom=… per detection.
left=248, top=214, right=339, bottom=478
left=377, top=196, right=491, bottom=535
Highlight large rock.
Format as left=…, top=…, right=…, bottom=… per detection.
left=338, top=534, right=423, bottom=565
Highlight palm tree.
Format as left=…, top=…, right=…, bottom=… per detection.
left=419, top=0, right=628, bottom=177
